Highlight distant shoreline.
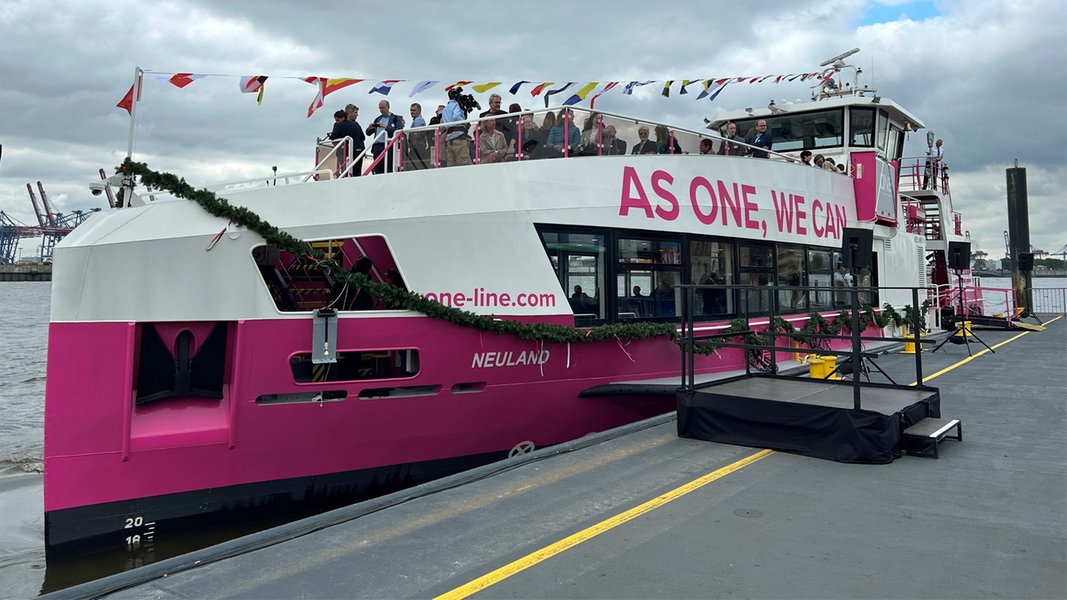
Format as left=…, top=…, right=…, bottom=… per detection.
left=0, top=264, right=51, bottom=281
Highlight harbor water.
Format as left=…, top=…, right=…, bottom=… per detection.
left=0, top=277, right=1063, bottom=598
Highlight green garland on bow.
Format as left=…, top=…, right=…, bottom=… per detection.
left=117, top=159, right=931, bottom=347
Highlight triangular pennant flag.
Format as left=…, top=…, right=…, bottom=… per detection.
left=588, top=81, right=619, bottom=109
left=445, top=81, right=473, bottom=91
left=116, top=84, right=135, bottom=115
left=562, top=82, right=598, bottom=106
left=544, top=82, right=575, bottom=107
left=622, top=80, right=655, bottom=95
left=325, top=78, right=362, bottom=96
left=509, top=80, right=530, bottom=95
left=758, top=75, right=774, bottom=83
left=530, top=82, right=554, bottom=96
left=662, top=80, right=674, bottom=97
left=471, top=81, right=502, bottom=93
left=707, top=80, right=729, bottom=102
left=303, top=77, right=362, bottom=118
left=409, top=80, right=438, bottom=96
left=240, top=75, right=268, bottom=104
left=679, top=80, right=693, bottom=95
left=694, top=79, right=714, bottom=100
left=715, top=77, right=730, bottom=85
left=370, top=79, right=401, bottom=95
left=116, top=71, right=143, bottom=115
left=168, top=73, right=206, bottom=88
left=304, top=77, right=327, bottom=117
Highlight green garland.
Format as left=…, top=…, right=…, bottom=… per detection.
left=117, top=159, right=930, bottom=347
left=120, top=159, right=675, bottom=344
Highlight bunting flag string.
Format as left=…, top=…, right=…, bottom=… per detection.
left=117, top=69, right=825, bottom=117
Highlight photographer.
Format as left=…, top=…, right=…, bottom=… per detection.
left=442, top=87, right=479, bottom=167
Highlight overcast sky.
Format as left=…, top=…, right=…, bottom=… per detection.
left=1, top=0, right=1064, bottom=260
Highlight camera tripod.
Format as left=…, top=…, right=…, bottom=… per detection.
left=931, top=269, right=994, bottom=356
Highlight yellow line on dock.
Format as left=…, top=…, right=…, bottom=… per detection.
left=912, top=315, right=1061, bottom=386
left=435, top=448, right=774, bottom=600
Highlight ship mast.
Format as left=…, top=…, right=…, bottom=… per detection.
left=126, top=66, right=143, bottom=160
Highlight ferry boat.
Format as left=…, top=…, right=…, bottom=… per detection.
left=43, top=50, right=968, bottom=557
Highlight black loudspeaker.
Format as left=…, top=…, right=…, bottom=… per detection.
left=840, top=228, right=873, bottom=270
left=1018, top=252, right=1034, bottom=272
left=948, top=241, right=971, bottom=271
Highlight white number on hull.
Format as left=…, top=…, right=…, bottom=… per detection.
left=122, top=514, right=156, bottom=552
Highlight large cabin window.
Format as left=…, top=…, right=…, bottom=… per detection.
left=539, top=230, right=607, bottom=324
left=807, top=249, right=834, bottom=310
left=617, top=236, right=681, bottom=319
left=777, top=245, right=807, bottom=313
left=739, top=244, right=775, bottom=315
left=689, top=240, right=734, bottom=317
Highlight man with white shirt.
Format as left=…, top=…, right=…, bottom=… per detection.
left=923, top=138, right=944, bottom=190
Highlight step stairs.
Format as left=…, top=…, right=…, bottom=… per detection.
left=903, top=417, right=962, bottom=458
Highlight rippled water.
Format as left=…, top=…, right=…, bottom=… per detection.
left=0, top=282, right=49, bottom=599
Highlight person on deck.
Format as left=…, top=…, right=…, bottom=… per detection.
left=366, top=100, right=404, bottom=174
left=442, top=88, right=472, bottom=167
left=329, top=109, right=365, bottom=177
left=717, top=122, right=745, bottom=156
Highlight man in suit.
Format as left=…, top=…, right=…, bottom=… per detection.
left=603, top=125, right=627, bottom=155
left=631, top=126, right=657, bottom=154
left=746, top=119, right=772, bottom=158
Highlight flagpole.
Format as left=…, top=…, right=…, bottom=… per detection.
left=126, top=66, right=143, bottom=160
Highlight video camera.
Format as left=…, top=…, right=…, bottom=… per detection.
left=448, top=87, right=481, bottom=114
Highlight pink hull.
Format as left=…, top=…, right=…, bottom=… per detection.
left=44, top=315, right=694, bottom=512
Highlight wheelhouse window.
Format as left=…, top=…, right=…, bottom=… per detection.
left=732, top=109, right=844, bottom=153
left=875, top=109, right=890, bottom=155
left=850, top=107, right=876, bottom=148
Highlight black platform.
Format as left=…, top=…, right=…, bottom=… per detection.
left=677, top=374, right=940, bottom=464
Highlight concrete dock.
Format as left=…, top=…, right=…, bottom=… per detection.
left=50, top=316, right=1066, bottom=599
